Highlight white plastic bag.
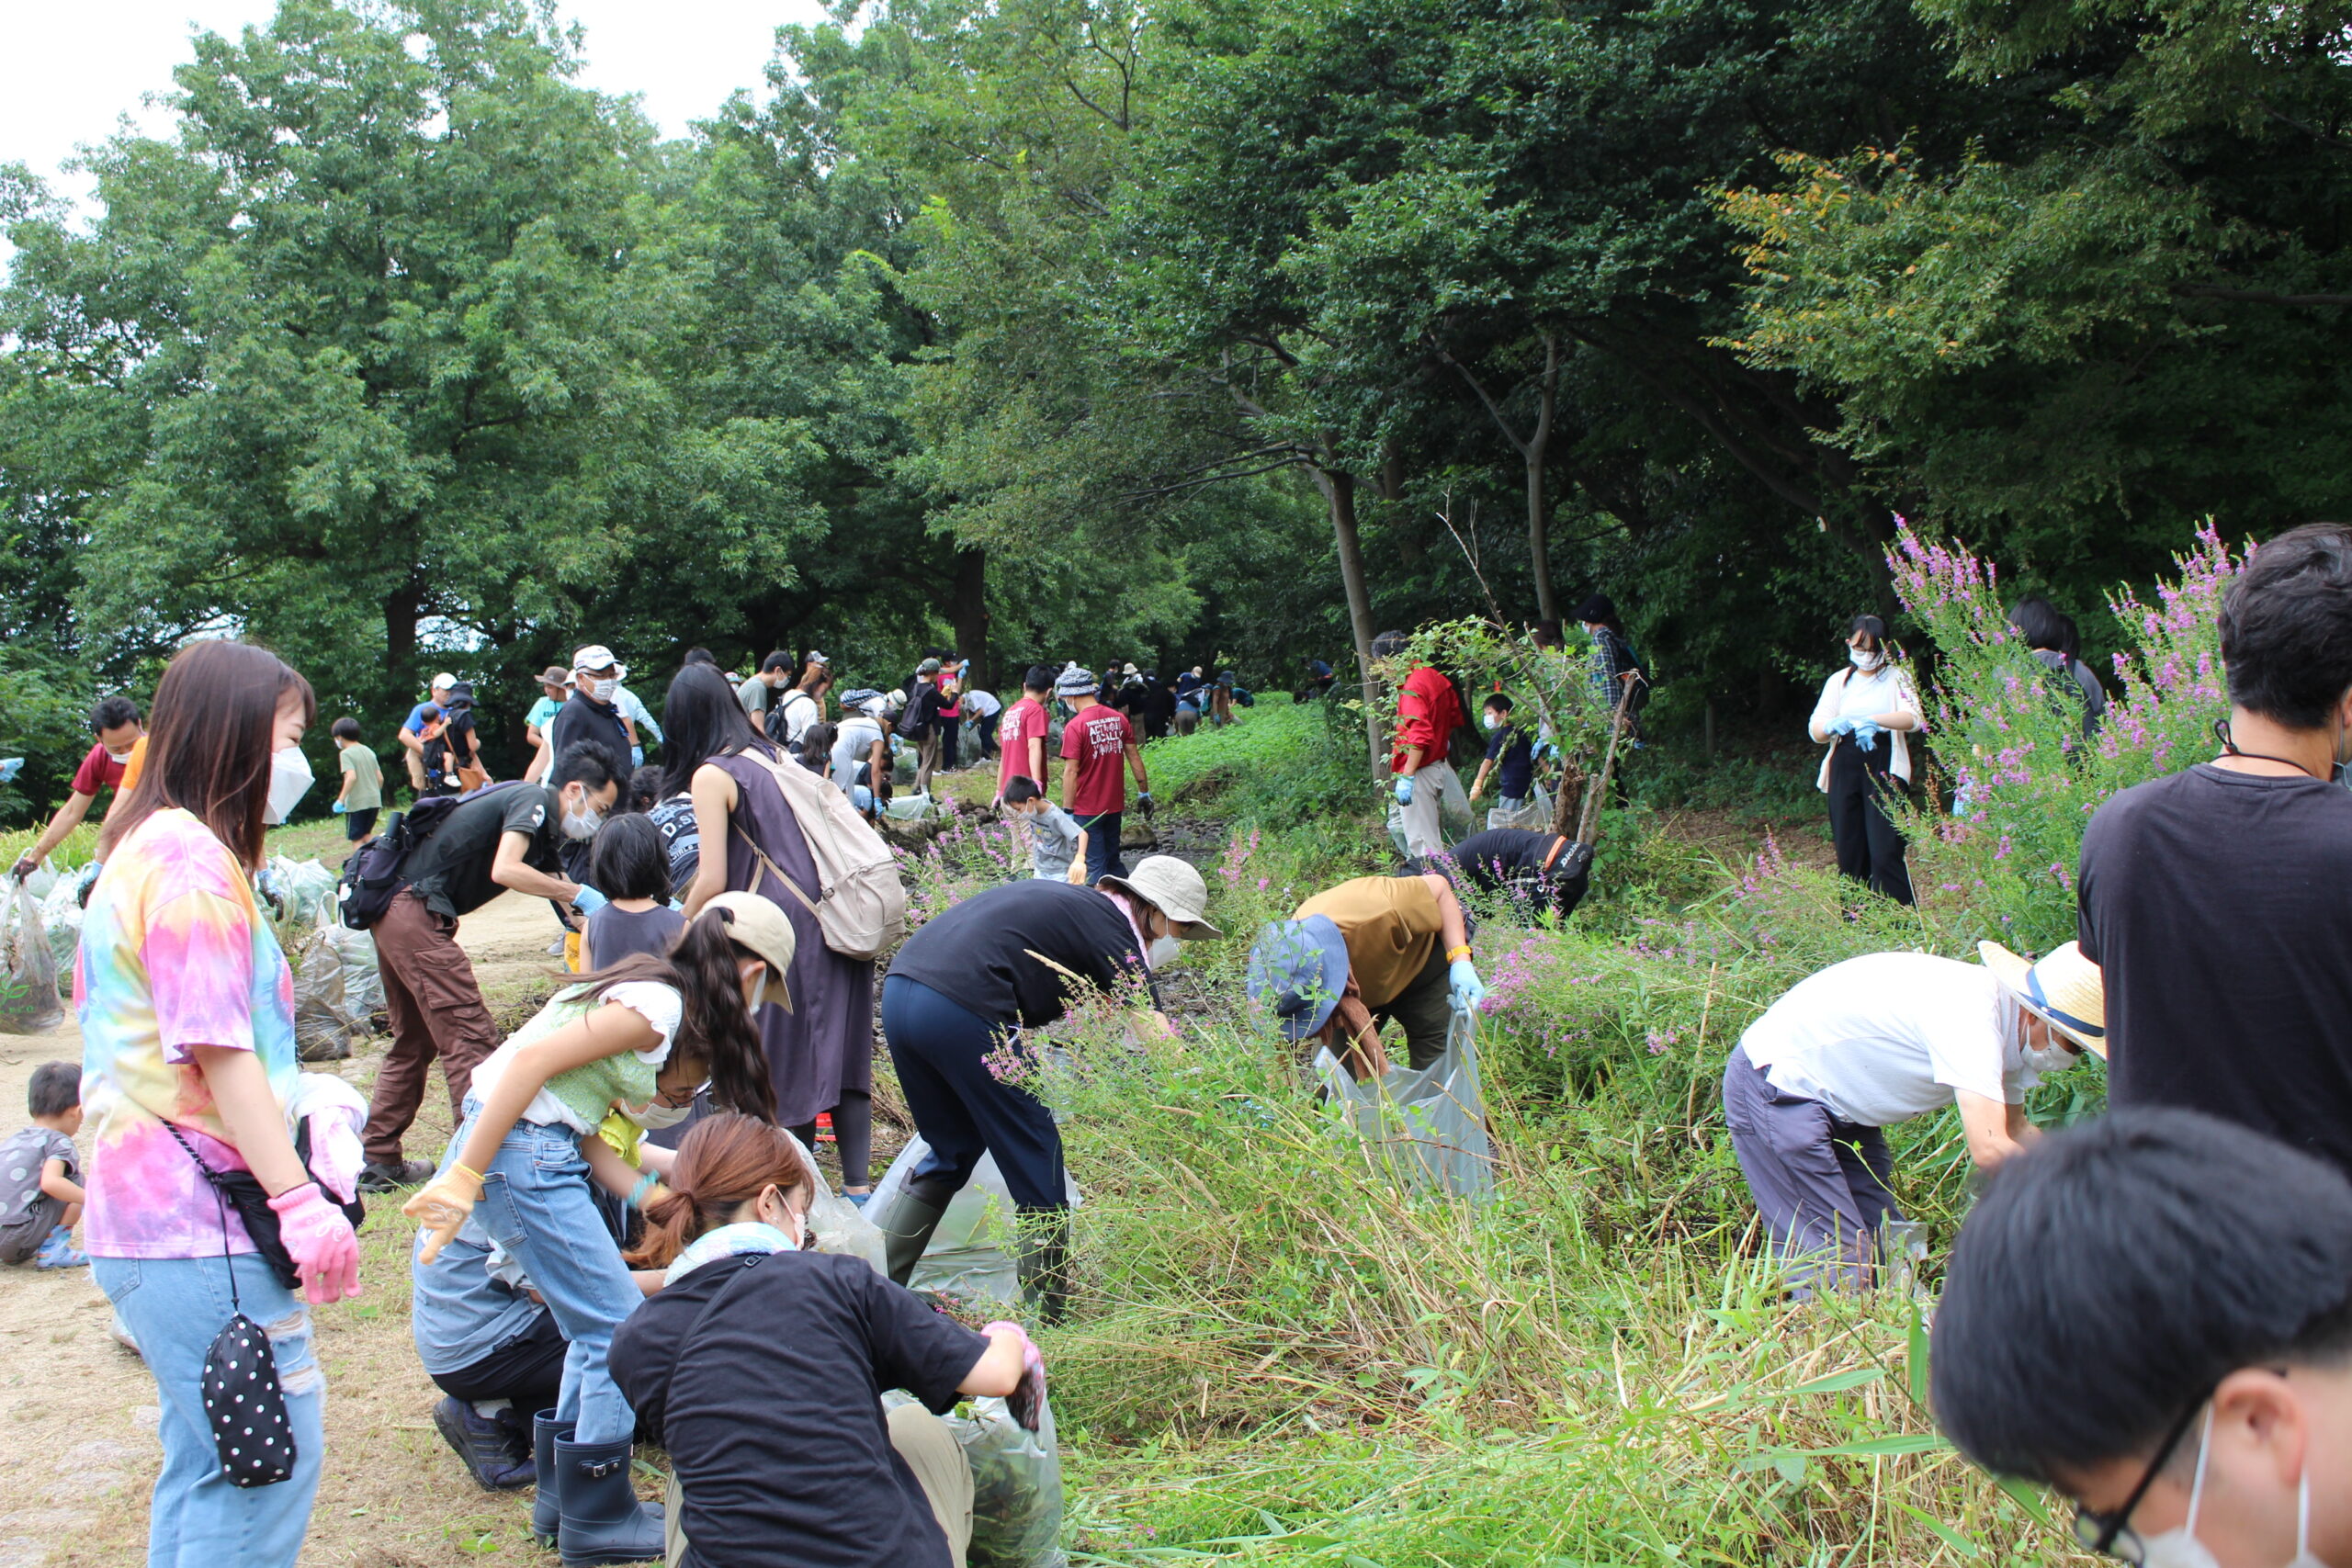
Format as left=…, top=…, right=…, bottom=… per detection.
left=0, top=880, right=65, bottom=1034
left=885, top=791, right=935, bottom=822
left=258, top=855, right=338, bottom=929
left=880, top=1389, right=1066, bottom=1568
left=1485, top=785, right=1555, bottom=833
left=40, top=863, right=96, bottom=982
left=867, top=1139, right=1081, bottom=1309
left=317, top=922, right=382, bottom=1016
left=1314, top=1001, right=1494, bottom=1200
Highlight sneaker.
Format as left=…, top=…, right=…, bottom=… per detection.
left=34, top=1227, right=85, bottom=1269
left=433, top=1395, right=537, bottom=1491
left=356, top=1159, right=435, bottom=1193
left=548, top=938, right=569, bottom=955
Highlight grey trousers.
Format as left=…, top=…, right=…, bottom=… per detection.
left=1720, top=1043, right=1901, bottom=1296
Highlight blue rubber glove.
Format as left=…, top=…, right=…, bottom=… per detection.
left=572, top=886, right=608, bottom=916
left=1449, top=958, right=1486, bottom=1009
left=1395, top=774, right=1416, bottom=806
left=631, top=745, right=645, bottom=769
left=1826, top=716, right=1856, bottom=737
left=331, top=801, right=345, bottom=814
left=1852, top=721, right=1883, bottom=753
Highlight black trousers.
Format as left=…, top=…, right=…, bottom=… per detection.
left=431, top=1311, right=568, bottom=1414
left=1825, top=737, right=1914, bottom=905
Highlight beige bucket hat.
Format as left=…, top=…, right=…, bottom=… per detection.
left=1100, top=855, right=1222, bottom=939
left=1979, top=939, right=2106, bottom=1057
left=703, top=891, right=797, bottom=1011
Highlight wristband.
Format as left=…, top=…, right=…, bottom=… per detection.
left=1445, top=944, right=1473, bottom=964
left=628, top=1170, right=660, bottom=1209
left=451, top=1161, right=488, bottom=1187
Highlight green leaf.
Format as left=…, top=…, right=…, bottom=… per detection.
left=1898, top=1502, right=1984, bottom=1560
left=1908, top=1301, right=1931, bottom=1409
left=1786, top=1367, right=1885, bottom=1396
left=1996, top=1476, right=2062, bottom=1532
left=1800, top=1433, right=1951, bottom=1457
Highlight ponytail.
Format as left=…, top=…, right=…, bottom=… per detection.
left=625, top=1112, right=811, bottom=1269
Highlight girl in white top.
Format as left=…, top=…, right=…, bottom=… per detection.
left=1806, top=615, right=1927, bottom=904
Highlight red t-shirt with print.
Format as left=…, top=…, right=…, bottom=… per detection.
left=1060, top=705, right=1135, bottom=818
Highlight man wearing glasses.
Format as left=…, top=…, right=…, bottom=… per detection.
left=1932, top=1106, right=2352, bottom=1567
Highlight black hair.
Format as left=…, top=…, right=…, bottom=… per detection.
left=1002, top=775, right=1045, bottom=804
left=628, top=762, right=665, bottom=814
left=28, top=1062, right=79, bottom=1119
left=2218, top=522, right=2352, bottom=728
left=2057, top=613, right=2083, bottom=664
left=1023, top=665, right=1053, bottom=694
left=330, top=716, right=362, bottom=742
left=90, top=695, right=141, bottom=735
left=1932, top=1108, right=2352, bottom=1484
left=1370, top=630, right=1410, bottom=660
left=797, top=721, right=836, bottom=772
left=549, top=742, right=621, bottom=795
left=1484, top=692, right=1514, bottom=713
left=661, top=663, right=780, bottom=798
left=587, top=812, right=669, bottom=902
left=2006, top=596, right=2068, bottom=652
left=682, top=648, right=718, bottom=669
left=571, top=910, right=776, bottom=1123
left=760, top=650, right=793, bottom=674
left=1847, top=614, right=1893, bottom=656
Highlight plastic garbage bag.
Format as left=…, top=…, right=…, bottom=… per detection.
left=885, top=792, right=935, bottom=822
left=290, top=930, right=365, bottom=1061
left=1314, top=1000, right=1494, bottom=1200
left=868, top=1139, right=1081, bottom=1309
left=1485, top=785, right=1555, bottom=834
left=881, top=1388, right=1065, bottom=1568
left=258, top=855, right=339, bottom=930
left=317, top=923, right=382, bottom=1016
left=787, top=1129, right=889, bottom=1275
left=40, top=863, right=98, bottom=984
left=0, top=880, right=65, bottom=1034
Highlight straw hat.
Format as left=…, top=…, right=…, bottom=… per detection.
left=702, top=892, right=797, bottom=1012
left=1979, top=940, right=2106, bottom=1057
left=1100, top=855, right=1222, bottom=938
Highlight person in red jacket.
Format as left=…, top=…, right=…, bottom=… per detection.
left=1373, top=631, right=1467, bottom=856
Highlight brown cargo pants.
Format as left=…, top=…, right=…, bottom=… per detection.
left=363, top=889, right=502, bottom=1165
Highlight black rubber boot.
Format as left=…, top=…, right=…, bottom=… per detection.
left=1015, top=1206, right=1073, bottom=1325
left=874, top=1174, right=958, bottom=1286
left=433, top=1396, right=535, bottom=1491
left=530, top=1410, right=574, bottom=1546
left=555, top=1434, right=665, bottom=1566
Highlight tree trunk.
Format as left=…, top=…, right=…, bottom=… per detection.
left=384, top=581, right=421, bottom=682
left=1312, top=466, right=1385, bottom=777
left=949, top=545, right=990, bottom=688
left=1526, top=447, right=1556, bottom=625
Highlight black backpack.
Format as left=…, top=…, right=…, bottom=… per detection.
left=336, top=779, right=528, bottom=931
left=896, top=686, right=933, bottom=739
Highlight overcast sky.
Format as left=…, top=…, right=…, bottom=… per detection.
left=2, top=0, right=834, bottom=215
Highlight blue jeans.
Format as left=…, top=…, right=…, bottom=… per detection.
left=449, top=1101, right=643, bottom=1443
left=94, top=1253, right=325, bottom=1568
left=1073, top=810, right=1125, bottom=885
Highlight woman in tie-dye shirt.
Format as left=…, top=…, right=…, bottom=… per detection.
left=80, top=640, right=360, bottom=1568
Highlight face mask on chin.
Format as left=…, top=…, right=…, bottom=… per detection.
left=265, top=746, right=314, bottom=824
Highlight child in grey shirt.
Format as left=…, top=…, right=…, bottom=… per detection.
left=1002, top=775, right=1087, bottom=883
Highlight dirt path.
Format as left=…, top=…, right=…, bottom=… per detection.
left=0, top=891, right=582, bottom=1567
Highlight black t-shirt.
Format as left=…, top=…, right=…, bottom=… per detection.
left=1416, top=829, right=1587, bottom=919
left=1483, top=724, right=1534, bottom=798
left=548, top=693, right=632, bottom=775
left=2079, top=763, right=2352, bottom=1174
left=401, top=783, right=563, bottom=919
left=608, top=1249, right=987, bottom=1568
left=888, top=879, right=1152, bottom=1026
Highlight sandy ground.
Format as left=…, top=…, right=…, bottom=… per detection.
left=0, top=889, right=584, bottom=1568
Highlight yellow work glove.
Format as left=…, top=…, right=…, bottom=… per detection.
left=402, top=1163, right=486, bottom=1266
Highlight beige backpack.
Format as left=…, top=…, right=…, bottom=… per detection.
left=732, top=750, right=909, bottom=961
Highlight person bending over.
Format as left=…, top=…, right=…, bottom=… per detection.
left=1246, top=873, right=1487, bottom=1079
left=611, top=1113, right=1044, bottom=1568
left=1722, top=942, right=2098, bottom=1297
left=402, top=894, right=793, bottom=1564
left=1416, top=827, right=1590, bottom=925
left=1933, top=1107, right=2352, bottom=1568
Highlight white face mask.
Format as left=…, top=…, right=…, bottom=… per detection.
left=2132, top=1404, right=2332, bottom=1568
left=629, top=1095, right=695, bottom=1131
left=560, top=792, right=605, bottom=841
left=2021, top=1042, right=2077, bottom=1076
left=106, top=748, right=135, bottom=765
left=265, top=746, right=314, bottom=824
left=747, top=970, right=769, bottom=1013
left=1147, top=933, right=1182, bottom=969
left=585, top=676, right=617, bottom=701
left=1482, top=714, right=1501, bottom=731
left=1849, top=646, right=1884, bottom=671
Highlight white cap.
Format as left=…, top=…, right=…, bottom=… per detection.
left=572, top=645, right=618, bottom=673
left=431, top=672, right=457, bottom=692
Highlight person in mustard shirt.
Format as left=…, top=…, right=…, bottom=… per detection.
left=1246, top=873, right=1487, bottom=1078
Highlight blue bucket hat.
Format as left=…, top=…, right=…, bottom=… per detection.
left=1246, top=916, right=1351, bottom=1043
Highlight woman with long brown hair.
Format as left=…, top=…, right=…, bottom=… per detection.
left=80, top=639, right=360, bottom=1567
left=610, top=1113, right=1044, bottom=1568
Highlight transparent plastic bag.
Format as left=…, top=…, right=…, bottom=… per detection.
left=257, top=855, right=339, bottom=930
left=1484, top=785, right=1554, bottom=833
left=317, top=923, right=382, bottom=1016
left=885, top=792, right=936, bottom=822
left=868, top=1139, right=1081, bottom=1310
left=40, top=863, right=97, bottom=984
left=1314, top=1000, right=1494, bottom=1200
left=290, top=930, right=365, bottom=1061
left=0, top=880, right=65, bottom=1034
left=786, top=1128, right=889, bottom=1274
left=881, top=1389, right=1065, bottom=1568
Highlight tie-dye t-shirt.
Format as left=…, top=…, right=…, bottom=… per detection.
left=75, top=808, right=300, bottom=1258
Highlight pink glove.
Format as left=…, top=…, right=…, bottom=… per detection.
left=984, top=1320, right=1047, bottom=1431
left=269, top=1182, right=362, bottom=1305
